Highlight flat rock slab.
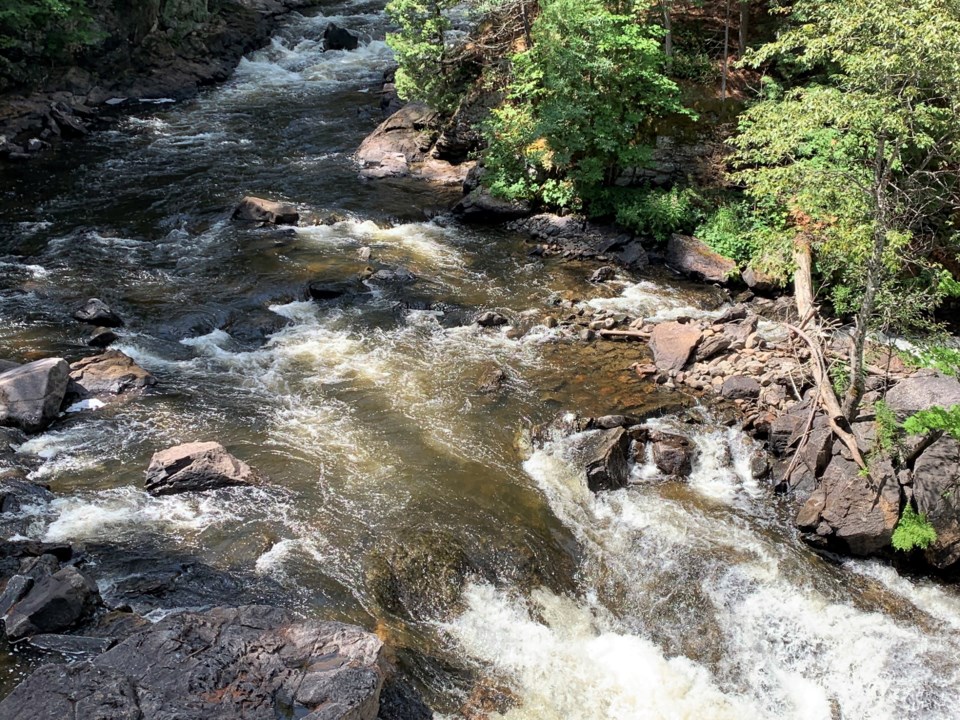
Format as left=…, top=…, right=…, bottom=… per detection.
left=234, top=196, right=299, bottom=225
left=649, top=322, right=702, bottom=374
left=0, top=605, right=389, bottom=720
left=0, top=358, right=70, bottom=432
left=145, top=441, right=261, bottom=495
left=69, top=350, right=156, bottom=396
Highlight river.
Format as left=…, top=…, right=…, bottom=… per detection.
left=1, top=3, right=960, bottom=718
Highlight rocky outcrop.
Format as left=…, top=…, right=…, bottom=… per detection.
left=233, top=195, right=299, bottom=225
left=69, top=350, right=156, bottom=396
left=0, top=358, right=70, bottom=432
left=667, top=234, right=738, bottom=284
left=508, top=214, right=647, bottom=268
left=453, top=188, right=531, bottom=222
left=0, top=605, right=390, bottom=720
left=145, top=441, right=261, bottom=495
left=4, top=565, right=102, bottom=640
left=649, top=321, right=702, bottom=374
left=884, top=374, right=960, bottom=418
left=911, top=435, right=960, bottom=569
left=72, top=298, right=124, bottom=327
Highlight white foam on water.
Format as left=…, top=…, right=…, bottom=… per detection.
left=845, top=559, right=960, bottom=632
left=65, top=398, right=107, bottom=414
left=587, top=280, right=721, bottom=322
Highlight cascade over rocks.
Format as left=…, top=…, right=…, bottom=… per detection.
left=0, top=605, right=390, bottom=720
left=0, top=358, right=70, bottom=432
left=145, top=441, right=261, bottom=496
left=69, top=350, right=156, bottom=396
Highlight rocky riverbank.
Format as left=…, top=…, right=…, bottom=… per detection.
left=0, top=0, right=321, bottom=159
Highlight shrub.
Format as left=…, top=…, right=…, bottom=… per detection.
left=891, top=505, right=937, bottom=552
left=873, top=400, right=899, bottom=454
left=610, top=186, right=704, bottom=243
left=903, top=404, right=960, bottom=442
left=694, top=202, right=759, bottom=265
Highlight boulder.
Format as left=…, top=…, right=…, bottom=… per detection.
left=1, top=476, right=54, bottom=514
left=308, top=278, right=366, bottom=301
left=584, top=427, right=631, bottom=492
left=323, top=22, right=359, bottom=51
left=692, top=333, right=731, bottom=363
left=721, top=376, right=761, bottom=400
left=667, top=234, right=738, bottom=283
left=0, top=575, right=33, bottom=617
left=0, top=359, right=20, bottom=373
left=912, top=435, right=960, bottom=569
left=474, top=311, right=508, bottom=328
left=741, top=266, right=780, bottom=293
left=356, top=103, right=438, bottom=179
left=0, top=358, right=70, bottom=432
left=4, top=566, right=101, bottom=640
left=72, top=298, right=123, bottom=327
left=649, top=430, right=694, bottom=476
left=69, top=351, right=156, bottom=396
left=0, top=605, right=389, bottom=720
left=649, top=321, right=702, bottom=374
left=796, top=456, right=900, bottom=555
left=589, top=266, right=616, bottom=283
left=144, top=442, right=260, bottom=496
left=452, top=187, right=531, bottom=222
left=233, top=196, right=299, bottom=225
left=884, top=374, right=960, bottom=419
left=367, top=530, right=476, bottom=621
left=87, top=327, right=119, bottom=348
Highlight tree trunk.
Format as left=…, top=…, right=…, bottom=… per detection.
left=738, top=0, right=748, bottom=56
left=793, top=234, right=815, bottom=323
left=661, top=0, right=673, bottom=59
left=721, top=0, right=731, bottom=100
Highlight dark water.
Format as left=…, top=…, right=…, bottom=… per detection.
left=2, top=3, right=960, bottom=718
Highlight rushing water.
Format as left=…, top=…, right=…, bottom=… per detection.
left=2, top=3, right=960, bottom=718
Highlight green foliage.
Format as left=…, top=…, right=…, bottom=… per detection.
left=891, top=505, right=937, bottom=552
left=482, top=0, right=690, bottom=208
left=903, top=404, right=960, bottom=442
left=899, top=345, right=960, bottom=378
left=873, top=400, right=898, bottom=454
left=694, top=202, right=760, bottom=265
left=829, top=361, right=850, bottom=399
left=607, top=186, right=703, bottom=243
left=386, top=0, right=462, bottom=113
left=0, top=0, right=98, bottom=87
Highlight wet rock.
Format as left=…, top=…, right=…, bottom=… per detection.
left=72, top=298, right=124, bottom=327
left=589, top=266, right=616, bottom=283
left=357, top=103, right=439, bottom=179
left=69, top=350, right=156, bottom=396
left=1, top=476, right=53, bottom=514
left=649, top=321, right=702, bottom=374
left=912, top=435, right=960, bottom=569
left=584, top=427, right=631, bottom=492
left=87, top=326, right=119, bottom=348
left=0, top=575, right=33, bottom=617
left=667, top=234, right=738, bottom=284
left=19, top=553, right=61, bottom=581
left=0, top=605, right=389, bottom=720
left=589, top=415, right=637, bottom=430
left=308, top=278, right=367, bottom=301
left=28, top=633, right=116, bottom=657
left=474, top=311, right=508, bottom=328
left=453, top=187, right=531, bottom=222
left=233, top=196, right=299, bottom=225
left=796, top=456, right=900, bottom=555
left=367, top=529, right=476, bottom=621
left=477, top=366, right=506, bottom=394
left=0, top=358, right=70, bottom=432
left=4, top=565, right=101, bottom=640
left=0, top=359, right=19, bottom=373
left=323, top=22, right=359, bottom=51
left=377, top=676, right=434, bottom=720
left=144, top=441, right=260, bottom=496
left=721, top=376, right=761, bottom=400
left=368, top=267, right=417, bottom=285
left=649, top=430, right=694, bottom=476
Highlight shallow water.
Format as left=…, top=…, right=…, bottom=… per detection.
left=2, top=3, right=960, bottom=717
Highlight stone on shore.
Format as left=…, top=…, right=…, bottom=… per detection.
left=233, top=196, right=299, bottom=225
left=667, top=234, right=738, bottom=284
left=0, top=605, right=390, bottom=720
left=145, top=441, right=260, bottom=496
left=72, top=298, right=124, bottom=327
left=0, top=358, right=70, bottom=432
left=69, top=350, right=156, bottom=396
left=649, top=321, right=702, bottom=374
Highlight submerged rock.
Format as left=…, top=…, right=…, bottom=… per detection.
left=69, top=350, right=156, bottom=396
left=308, top=278, right=367, bottom=301
left=0, top=358, right=70, bottom=432
left=72, top=298, right=124, bottom=327
left=474, top=311, right=508, bottom=328
left=667, top=234, right=738, bottom=284
left=233, top=196, right=299, bottom=225
left=0, top=605, right=390, bottom=720
left=144, top=441, right=260, bottom=496
left=87, top=327, right=119, bottom=348
left=4, top=565, right=101, bottom=640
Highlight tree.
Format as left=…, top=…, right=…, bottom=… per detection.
left=385, top=0, right=460, bottom=113
left=483, top=0, right=688, bottom=208
left=731, top=0, right=960, bottom=457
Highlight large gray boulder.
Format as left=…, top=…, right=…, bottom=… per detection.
left=884, top=374, right=960, bottom=418
left=145, top=441, right=261, bottom=495
left=72, top=298, right=123, bottom=327
left=649, top=321, right=702, bottom=374
left=0, top=605, right=390, bottom=720
left=0, top=358, right=70, bottom=432
left=4, top=565, right=101, bottom=640
left=667, top=234, right=738, bottom=283
left=356, top=103, right=438, bottom=179
left=69, top=350, right=156, bottom=396
left=233, top=196, right=299, bottom=225
left=912, top=435, right=960, bottom=569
